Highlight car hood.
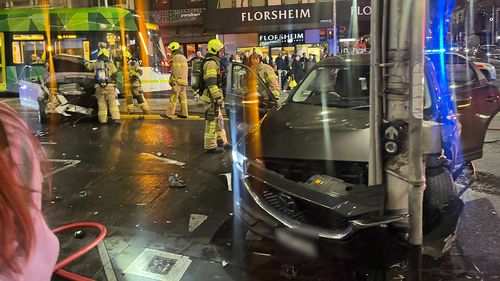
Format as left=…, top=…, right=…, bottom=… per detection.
left=239, top=103, right=370, bottom=162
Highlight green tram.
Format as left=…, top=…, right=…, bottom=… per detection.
left=0, top=7, right=170, bottom=94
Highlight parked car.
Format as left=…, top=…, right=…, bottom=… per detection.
left=471, top=60, right=497, bottom=81
left=474, top=45, right=500, bottom=66
left=227, top=54, right=500, bottom=264
left=18, top=54, right=100, bottom=124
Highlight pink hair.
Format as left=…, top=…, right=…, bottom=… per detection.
left=0, top=102, right=46, bottom=274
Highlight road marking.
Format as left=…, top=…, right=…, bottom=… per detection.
left=189, top=214, right=208, bottom=232
left=121, top=114, right=203, bottom=120
left=140, top=153, right=186, bottom=166
left=124, top=249, right=191, bottom=281
left=120, top=114, right=229, bottom=121
left=97, top=241, right=118, bottom=281
left=45, top=159, right=81, bottom=177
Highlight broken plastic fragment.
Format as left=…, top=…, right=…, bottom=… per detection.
left=188, top=214, right=208, bottom=232
left=168, top=173, right=187, bottom=188
left=92, top=127, right=98, bottom=131
left=136, top=203, right=147, bottom=206
left=78, top=190, right=87, bottom=197
left=74, top=230, right=86, bottom=239
left=221, top=260, right=228, bottom=267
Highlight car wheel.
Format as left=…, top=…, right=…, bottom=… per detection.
left=480, top=69, right=492, bottom=82
left=423, top=166, right=456, bottom=233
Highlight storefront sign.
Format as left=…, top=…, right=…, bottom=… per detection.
left=205, top=1, right=371, bottom=33
left=149, top=9, right=205, bottom=25
left=259, top=31, right=305, bottom=46
left=242, top=9, right=311, bottom=22
left=13, top=34, right=44, bottom=41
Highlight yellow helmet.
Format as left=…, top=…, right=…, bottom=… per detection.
left=97, top=48, right=110, bottom=60
left=167, top=42, right=181, bottom=51
left=208, top=39, right=224, bottom=55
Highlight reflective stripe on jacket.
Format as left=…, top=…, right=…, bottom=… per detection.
left=202, top=58, right=223, bottom=101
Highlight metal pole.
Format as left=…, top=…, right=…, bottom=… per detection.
left=407, top=0, right=426, bottom=280
left=369, top=0, right=383, bottom=186
left=333, top=0, right=337, bottom=55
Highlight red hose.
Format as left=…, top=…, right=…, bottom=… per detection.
left=52, top=222, right=107, bottom=281
left=489, top=127, right=500, bottom=131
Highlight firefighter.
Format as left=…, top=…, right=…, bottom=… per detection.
left=123, top=50, right=150, bottom=114
left=248, top=52, right=281, bottom=99
left=201, top=39, right=230, bottom=153
left=163, top=42, right=189, bottom=119
left=85, top=42, right=120, bottom=125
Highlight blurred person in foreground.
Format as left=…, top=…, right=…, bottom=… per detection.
left=247, top=52, right=281, bottom=100
left=0, top=102, right=59, bottom=280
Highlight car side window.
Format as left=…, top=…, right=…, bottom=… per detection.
left=230, top=63, right=271, bottom=102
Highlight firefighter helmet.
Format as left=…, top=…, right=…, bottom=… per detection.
left=207, top=39, right=224, bottom=55
left=97, top=48, right=111, bottom=61
left=167, top=42, right=181, bottom=51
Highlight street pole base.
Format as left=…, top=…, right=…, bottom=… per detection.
left=407, top=244, right=422, bottom=281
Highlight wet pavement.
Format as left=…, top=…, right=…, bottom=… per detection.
left=1, top=90, right=500, bottom=281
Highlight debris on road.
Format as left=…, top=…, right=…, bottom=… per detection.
left=220, top=173, right=232, bottom=191
left=78, top=190, right=87, bottom=197
left=188, top=214, right=208, bottom=232
left=73, top=230, right=86, bottom=239
left=222, top=260, right=228, bottom=267
left=168, top=173, right=187, bottom=188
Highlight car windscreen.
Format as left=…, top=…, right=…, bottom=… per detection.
left=291, top=65, right=370, bottom=108
left=53, top=55, right=92, bottom=73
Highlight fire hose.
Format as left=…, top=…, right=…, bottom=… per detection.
left=52, top=222, right=107, bottom=281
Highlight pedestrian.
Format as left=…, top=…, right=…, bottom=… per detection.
left=85, top=42, right=120, bottom=125
left=0, top=102, right=59, bottom=281
left=163, top=42, right=189, bottom=119
left=291, top=54, right=305, bottom=83
left=242, top=50, right=250, bottom=65
left=123, top=50, right=150, bottom=114
left=200, top=39, right=231, bottom=153
left=275, top=52, right=289, bottom=90
left=248, top=52, right=281, bottom=99
left=305, top=54, right=317, bottom=72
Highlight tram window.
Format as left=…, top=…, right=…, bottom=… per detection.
left=12, top=41, right=45, bottom=64
left=54, top=39, right=86, bottom=57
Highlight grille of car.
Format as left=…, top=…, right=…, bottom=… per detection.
left=248, top=177, right=349, bottom=230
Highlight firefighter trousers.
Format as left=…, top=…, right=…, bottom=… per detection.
left=168, top=84, right=188, bottom=116
left=95, top=85, right=120, bottom=124
left=126, top=85, right=150, bottom=113
left=204, top=105, right=228, bottom=150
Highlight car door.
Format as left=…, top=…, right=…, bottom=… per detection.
left=225, top=62, right=278, bottom=137
left=18, top=65, right=45, bottom=109
left=445, top=53, right=497, bottom=161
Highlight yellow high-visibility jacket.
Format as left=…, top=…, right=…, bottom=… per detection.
left=258, top=63, right=280, bottom=98
left=171, top=52, right=189, bottom=86
left=202, top=56, right=223, bottom=102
